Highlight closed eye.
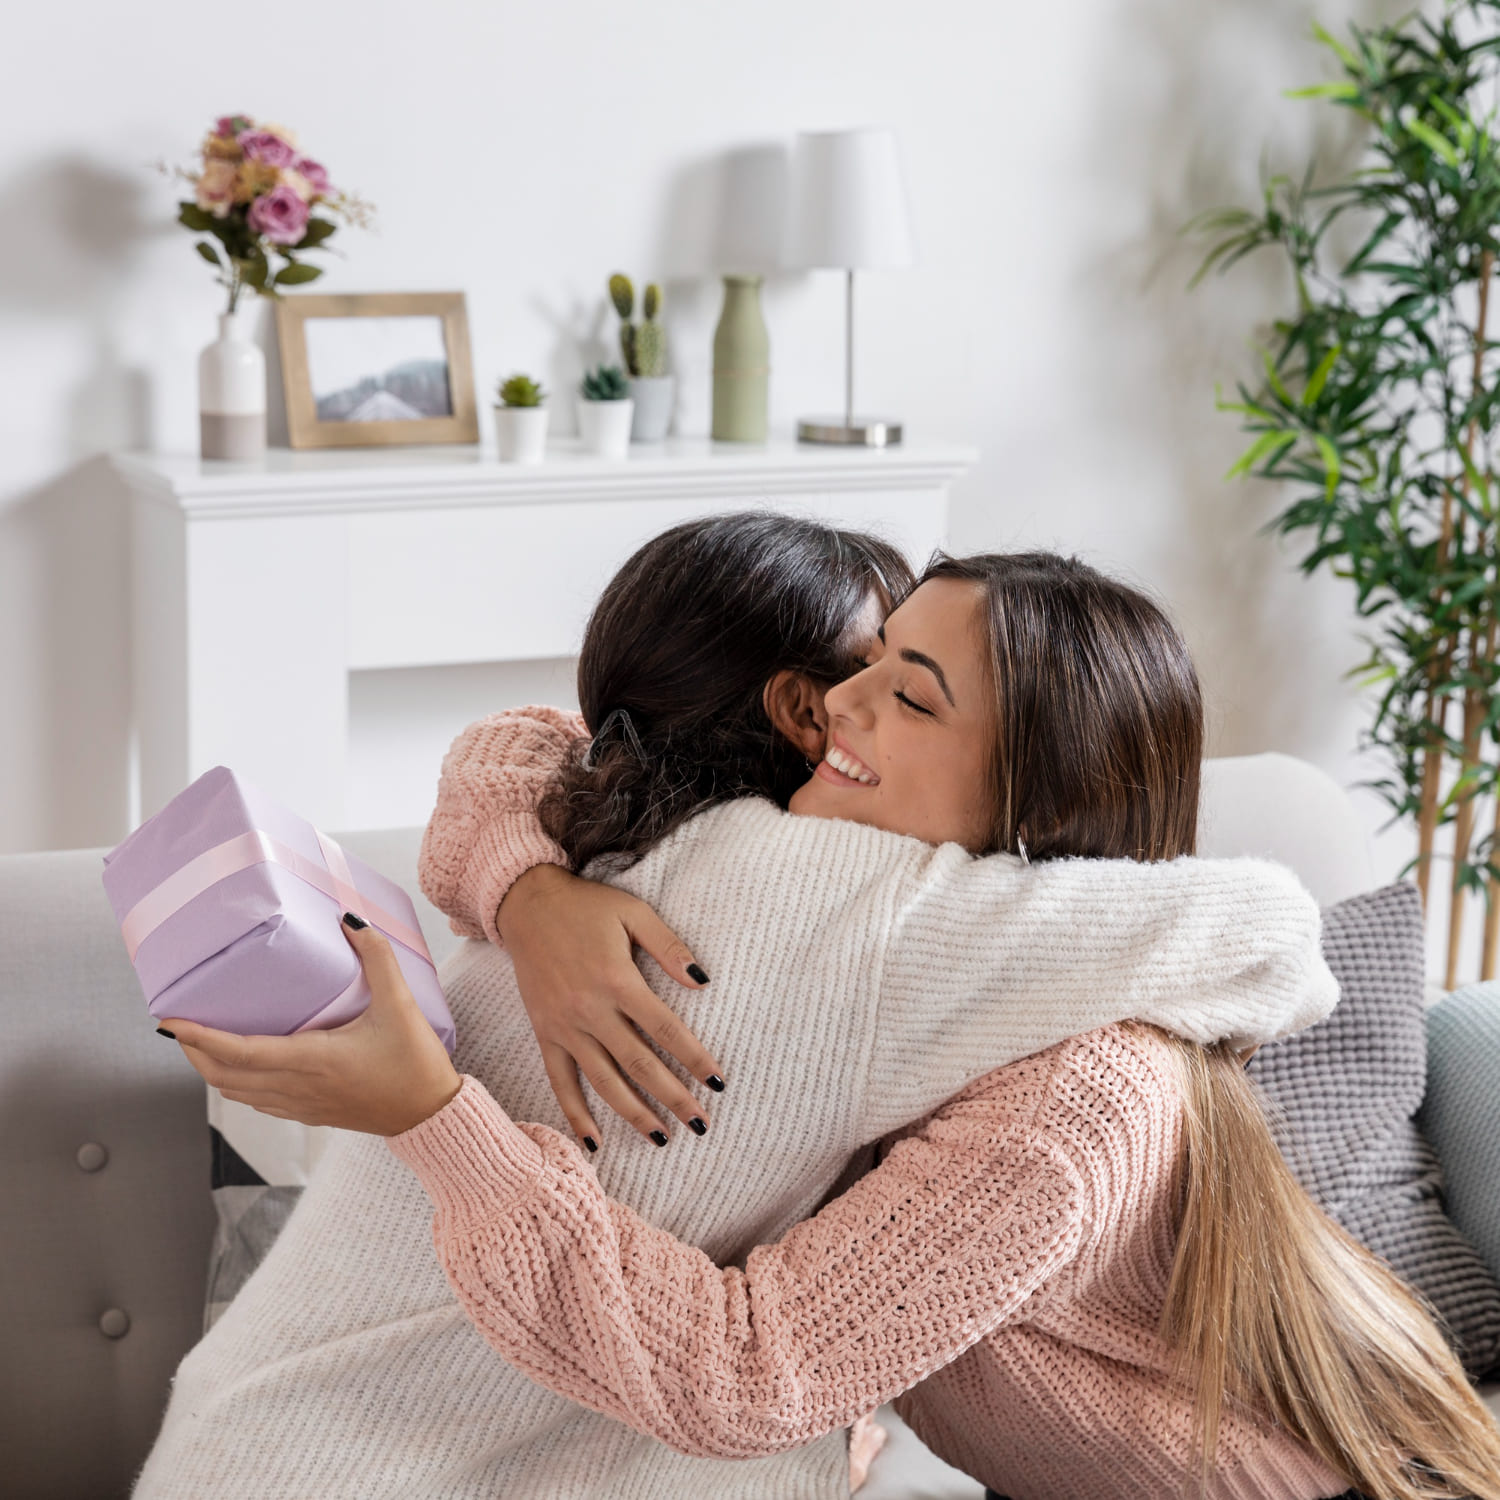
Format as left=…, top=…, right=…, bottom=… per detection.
left=895, top=690, right=934, bottom=717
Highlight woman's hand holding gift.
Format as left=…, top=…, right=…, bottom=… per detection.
left=157, top=914, right=462, bottom=1137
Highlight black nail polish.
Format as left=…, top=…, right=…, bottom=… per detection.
left=688, top=1117, right=707, bottom=1136
left=649, top=1130, right=668, bottom=1147
left=156, top=1026, right=176, bottom=1040
left=342, top=911, right=368, bottom=930
left=706, top=1074, right=725, bottom=1092
left=687, top=963, right=710, bottom=986
left=583, top=1136, right=598, bottom=1153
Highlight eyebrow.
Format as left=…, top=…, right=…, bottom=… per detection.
left=875, top=626, right=956, bottom=708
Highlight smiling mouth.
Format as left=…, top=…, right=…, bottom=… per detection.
left=821, top=744, right=880, bottom=786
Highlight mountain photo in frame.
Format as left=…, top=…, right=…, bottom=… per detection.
left=276, top=292, right=479, bottom=448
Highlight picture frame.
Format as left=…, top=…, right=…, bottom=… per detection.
left=275, top=291, right=479, bottom=449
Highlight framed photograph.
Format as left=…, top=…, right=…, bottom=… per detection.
left=275, top=292, right=479, bottom=448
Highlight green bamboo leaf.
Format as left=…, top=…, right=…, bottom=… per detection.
left=1226, top=430, right=1297, bottom=479
left=1303, top=345, right=1342, bottom=404
left=1285, top=82, right=1362, bottom=100
left=1312, top=20, right=1359, bottom=71
left=1261, top=350, right=1293, bottom=404
left=1404, top=116, right=1461, bottom=166
left=1314, top=433, right=1342, bottom=498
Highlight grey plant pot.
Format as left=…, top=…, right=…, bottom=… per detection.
left=627, top=375, right=675, bottom=442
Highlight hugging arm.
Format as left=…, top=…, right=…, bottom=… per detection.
left=388, top=1065, right=1086, bottom=1459
left=419, top=707, right=724, bottom=1142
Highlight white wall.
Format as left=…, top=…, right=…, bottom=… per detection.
left=7, top=0, right=1457, bottom=957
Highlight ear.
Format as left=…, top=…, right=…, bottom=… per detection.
left=762, top=670, right=829, bottom=760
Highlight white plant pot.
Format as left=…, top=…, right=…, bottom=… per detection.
left=198, top=308, right=267, bottom=461
left=577, top=398, right=634, bottom=459
left=494, top=404, right=549, bottom=463
left=627, top=375, right=675, bottom=442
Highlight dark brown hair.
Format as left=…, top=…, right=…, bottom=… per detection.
left=934, top=550, right=1500, bottom=1498
left=922, top=551, right=1203, bottom=861
left=539, top=512, right=913, bottom=870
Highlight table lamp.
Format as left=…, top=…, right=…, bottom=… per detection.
left=786, top=127, right=916, bottom=447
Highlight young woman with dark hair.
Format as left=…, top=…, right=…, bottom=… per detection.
left=143, top=523, right=1347, bottom=1500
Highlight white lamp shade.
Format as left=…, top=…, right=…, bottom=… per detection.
left=785, top=127, right=917, bottom=271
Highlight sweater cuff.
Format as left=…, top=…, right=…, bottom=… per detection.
left=387, top=1074, right=546, bottom=1227
left=456, top=813, right=570, bottom=947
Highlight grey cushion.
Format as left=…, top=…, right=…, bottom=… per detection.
left=1248, top=882, right=1500, bottom=1379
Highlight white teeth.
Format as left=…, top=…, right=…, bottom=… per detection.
left=824, top=747, right=877, bottom=785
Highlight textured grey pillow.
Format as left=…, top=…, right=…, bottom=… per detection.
left=1247, top=881, right=1500, bottom=1379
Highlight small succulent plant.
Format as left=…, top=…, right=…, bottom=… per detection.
left=497, top=374, right=546, bottom=408
left=608, top=272, right=667, bottom=378
left=580, top=363, right=629, bottom=401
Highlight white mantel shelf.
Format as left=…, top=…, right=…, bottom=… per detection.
left=114, top=438, right=979, bottom=520
left=114, top=437, right=976, bottom=830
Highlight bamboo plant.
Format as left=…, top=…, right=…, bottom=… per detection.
left=1195, top=1, right=1500, bottom=985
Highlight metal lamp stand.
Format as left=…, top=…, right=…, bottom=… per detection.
left=797, top=270, right=903, bottom=447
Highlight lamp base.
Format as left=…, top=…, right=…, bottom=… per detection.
left=797, top=416, right=903, bottom=448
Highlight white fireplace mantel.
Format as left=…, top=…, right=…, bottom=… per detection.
left=114, top=438, right=976, bottom=831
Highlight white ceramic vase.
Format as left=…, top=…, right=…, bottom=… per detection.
left=577, top=398, right=634, bottom=459
left=198, top=308, right=266, bottom=461
left=495, top=405, right=549, bottom=463
left=627, top=375, right=675, bottom=442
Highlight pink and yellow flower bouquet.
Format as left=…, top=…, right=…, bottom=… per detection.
left=167, top=115, right=373, bottom=311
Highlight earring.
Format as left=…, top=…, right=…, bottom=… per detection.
left=1016, top=836, right=1030, bottom=866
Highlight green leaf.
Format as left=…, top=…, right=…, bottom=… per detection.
left=1314, top=433, right=1342, bottom=499
left=195, top=240, right=222, bottom=268
left=1311, top=20, right=1359, bottom=71
left=1285, top=82, right=1363, bottom=100
left=294, top=217, right=337, bottom=251
left=1226, top=430, right=1297, bottom=479
left=1303, top=345, right=1342, bottom=404
left=1404, top=116, right=1462, bottom=167
left=1261, top=349, right=1293, bottom=405
left=178, top=202, right=215, bottom=232
left=274, top=261, right=323, bottom=286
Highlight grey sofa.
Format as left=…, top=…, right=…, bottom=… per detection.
left=1, top=755, right=1495, bottom=1500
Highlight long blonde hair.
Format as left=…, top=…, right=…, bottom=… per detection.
left=930, top=551, right=1500, bottom=1499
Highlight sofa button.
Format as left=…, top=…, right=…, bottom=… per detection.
left=98, top=1308, right=131, bottom=1339
left=76, top=1142, right=109, bottom=1173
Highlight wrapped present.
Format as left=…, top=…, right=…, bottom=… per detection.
left=102, top=766, right=455, bottom=1053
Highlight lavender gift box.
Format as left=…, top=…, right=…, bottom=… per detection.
left=102, top=766, right=456, bottom=1054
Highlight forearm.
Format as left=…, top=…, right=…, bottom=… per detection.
left=388, top=1072, right=1083, bottom=1459
left=417, top=706, right=586, bottom=942
left=876, top=848, right=1335, bottom=1095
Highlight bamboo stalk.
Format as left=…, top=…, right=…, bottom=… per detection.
left=1444, top=249, right=1496, bottom=984
left=1483, top=779, right=1500, bottom=979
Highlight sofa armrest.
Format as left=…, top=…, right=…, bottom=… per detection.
left=1419, top=983, right=1500, bottom=1287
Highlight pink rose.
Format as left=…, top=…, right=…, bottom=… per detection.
left=239, top=130, right=297, bottom=168
left=248, top=183, right=310, bottom=245
left=293, top=156, right=332, bottom=196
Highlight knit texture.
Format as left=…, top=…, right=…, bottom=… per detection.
left=393, top=1029, right=1346, bottom=1500
left=134, top=788, right=1335, bottom=1499
left=417, top=705, right=584, bottom=945
left=1248, top=883, right=1500, bottom=1379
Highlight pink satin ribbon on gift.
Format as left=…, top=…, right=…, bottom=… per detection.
left=119, top=827, right=433, bottom=967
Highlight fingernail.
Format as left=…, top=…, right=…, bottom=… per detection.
left=342, top=911, right=368, bottom=930
left=687, top=963, right=710, bottom=986
left=583, top=1136, right=598, bottom=1153
left=156, top=1026, right=176, bottom=1040
left=688, top=1116, right=707, bottom=1136
left=706, top=1074, right=725, bottom=1092
left=649, top=1130, right=668, bottom=1147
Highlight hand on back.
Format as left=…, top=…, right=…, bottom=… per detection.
left=496, top=865, right=725, bottom=1149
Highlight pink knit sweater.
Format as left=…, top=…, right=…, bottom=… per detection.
left=405, top=711, right=1348, bottom=1499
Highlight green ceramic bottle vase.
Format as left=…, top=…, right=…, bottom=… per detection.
left=711, top=274, right=769, bottom=443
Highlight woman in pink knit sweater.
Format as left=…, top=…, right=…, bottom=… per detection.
left=173, top=546, right=1500, bottom=1499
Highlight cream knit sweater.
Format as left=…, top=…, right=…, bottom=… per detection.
left=133, top=728, right=1337, bottom=1499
